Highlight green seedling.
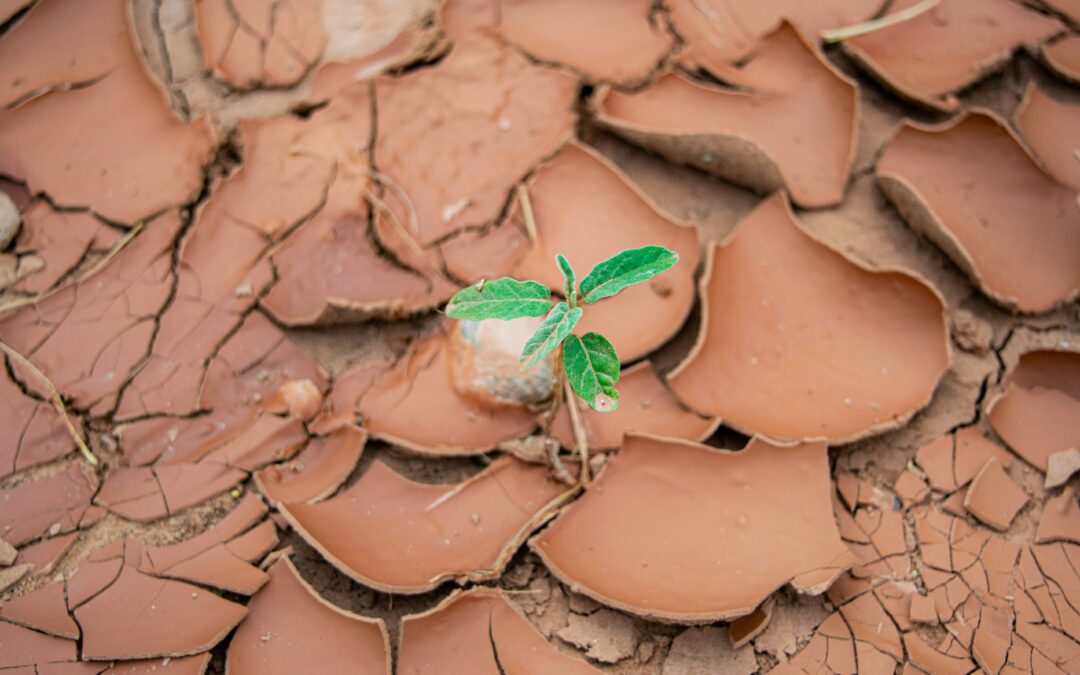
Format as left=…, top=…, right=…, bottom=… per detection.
left=446, top=246, right=679, bottom=482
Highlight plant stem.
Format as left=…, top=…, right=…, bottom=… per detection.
left=0, top=339, right=99, bottom=467
left=563, top=378, right=590, bottom=485
left=821, top=0, right=940, bottom=43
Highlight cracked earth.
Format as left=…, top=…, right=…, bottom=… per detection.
left=1, top=0, right=1079, bottom=673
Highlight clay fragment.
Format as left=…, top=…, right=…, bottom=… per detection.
left=372, top=32, right=576, bottom=253
left=964, top=458, right=1029, bottom=531
left=139, top=492, right=268, bottom=573
left=1037, top=487, right=1080, bottom=545
left=255, top=425, right=366, bottom=505
left=198, top=414, right=307, bottom=471
left=356, top=329, right=536, bottom=455
left=281, top=456, right=570, bottom=593
left=509, top=143, right=701, bottom=362
left=843, top=0, right=1063, bottom=111
left=668, top=193, right=949, bottom=444
left=1014, top=84, right=1080, bottom=190
left=835, top=473, right=875, bottom=512
left=988, top=350, right=1080, bottom=471
left=551, top=361, right=717, bottom=451
left=308, top=361, right=388, bottom=435
left=226, top=557, right=390, bottom=674
left=95, top=463, right=246, bottom=522
left=0, top=365, right=72, bottom=478
left=0, top=562, right=31, bottom=591
left=1043, top=35, right=1080, bottom=83
left=76, top=564, right=247, bottom=660
left=397, top=587, right=601, bottom=674
left=9, top=202, right=119, bottom=294
left=0, top=580, right=78, bottom=638
left=16, top=532, right=77, bottom=576
left=668, top=0, right=883, bottom=69
left=596, top=24, right=857, bottom=208
left=119, top=407, right=260, bottom=467
left=0, top=619, right=76, bottom=668
left=532, top=434, right=854, bottom=622
left=893, top=470, right=929, bottom=506
left=195, top=0, right=326, bottom=89
left=915, top=427, right=1013, bottom=493
left=0, top=462, right=98, bottom=546
left=877, top=112, right=1080, bottom=312
left=0, top=212, right=180, bottom=416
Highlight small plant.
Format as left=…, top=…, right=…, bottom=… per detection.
left=446, top=246, right=678, bottom=482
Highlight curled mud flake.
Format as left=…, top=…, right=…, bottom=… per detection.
left=988, top=350, right=1080, bottom=472
left=255, top=424, right=366, bottom=505
left=0, top=365, right=72, bottom=478
left=510, top=143, right=701, bottom=362
left=0, top=580, right=79, bottom=639
left=878, top=111, right=1080, bottom=312
left=0, top=212, right=180, bottom=416
left=1043, top=35, right=1080, bottom=84
left=1037, top=487, right=1080, bottom=545
left=450, top=316, right=555, bottom=408
left=1014, top=84, right=1080, bottom=190
left=668, top=192, right=949, bottom=444
left=95, top=463, right=246, bottom=522
left=0, top=619, right=77, bottom=668
left=398, top=587, right=601, bottom=674
left=100, top=653, right=212, bottom=674
left=371, top=32, right=576, bottom=255
left=226, top=557, right=389, bottom=674
left=729, top=599, right=773, bottom=649
left=195, top=0, right=326, bottom=89
left=0, top=12, right=213, bottom=223
left=595, top=24, right=858, bottom=209
left=842, top=0, right=1063, bottom=111
left=9, top=202, right=120, bottom=294
left=118, top=407, right=260, bottom=467
left=963, top=458, right=1029, bottom=531
left=668, top=0, right=883, bottom=69
left=551, top=361, right=717, bottom=451
left=0, top=461, right=97, bottom=547
left=494, top=0, right=672, bottom=85
left=281, top=456, right=570, bottom=594
left=200, top=311, right=328, bottom=412
left=532, top=434, right=854, bottom=623
left=357, top=329, right=536, bottom=456
left=76, top=563, right=247, bottom=661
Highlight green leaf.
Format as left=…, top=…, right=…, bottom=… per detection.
left=556, top=254, right=576, bottom=304
left=520, top=302, right=582, bottom=368
left=564, top=333, right=620, bottom=412
left=579, top=246, right=679, bottom=304
left=446, top=278, right=553, bottom=321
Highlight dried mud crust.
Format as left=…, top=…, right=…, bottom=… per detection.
left=0, top=0, right=1079, bottom=674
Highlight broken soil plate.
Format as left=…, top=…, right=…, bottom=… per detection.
left=594, top=24, right=858, bottom=209
left=667, top=192, right=949, bottom=444
left=531, top=433, right=855, bottom=623
left=281, top=456, right=571, bottom=593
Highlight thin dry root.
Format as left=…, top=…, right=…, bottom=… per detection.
left=564, top=379, right=590, bottom=485
left=517, top=184, right=539, bottom=245
left=0, top=340, right=99, bottom=467
left=821, top=0, right=941, bottom=43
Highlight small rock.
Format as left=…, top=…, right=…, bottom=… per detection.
left=1046, top=448, right=1080, bottom=489
left=277, top=379, right=323, bottom=420
left=661, top=626, right=757, bottom=675
left=498, top=434, right=557, bottom=464
left=448, top=317, right=554, bottom=407
left=0, top=537, right=16, bottom=566
left=557, top=608, right=638, bottom=664
left=0, top=192, right=20, bottom=250
left=0, top=253, right=16, bottom=290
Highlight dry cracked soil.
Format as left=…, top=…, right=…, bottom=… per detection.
left=1, top=0, right=1079, bottom=673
